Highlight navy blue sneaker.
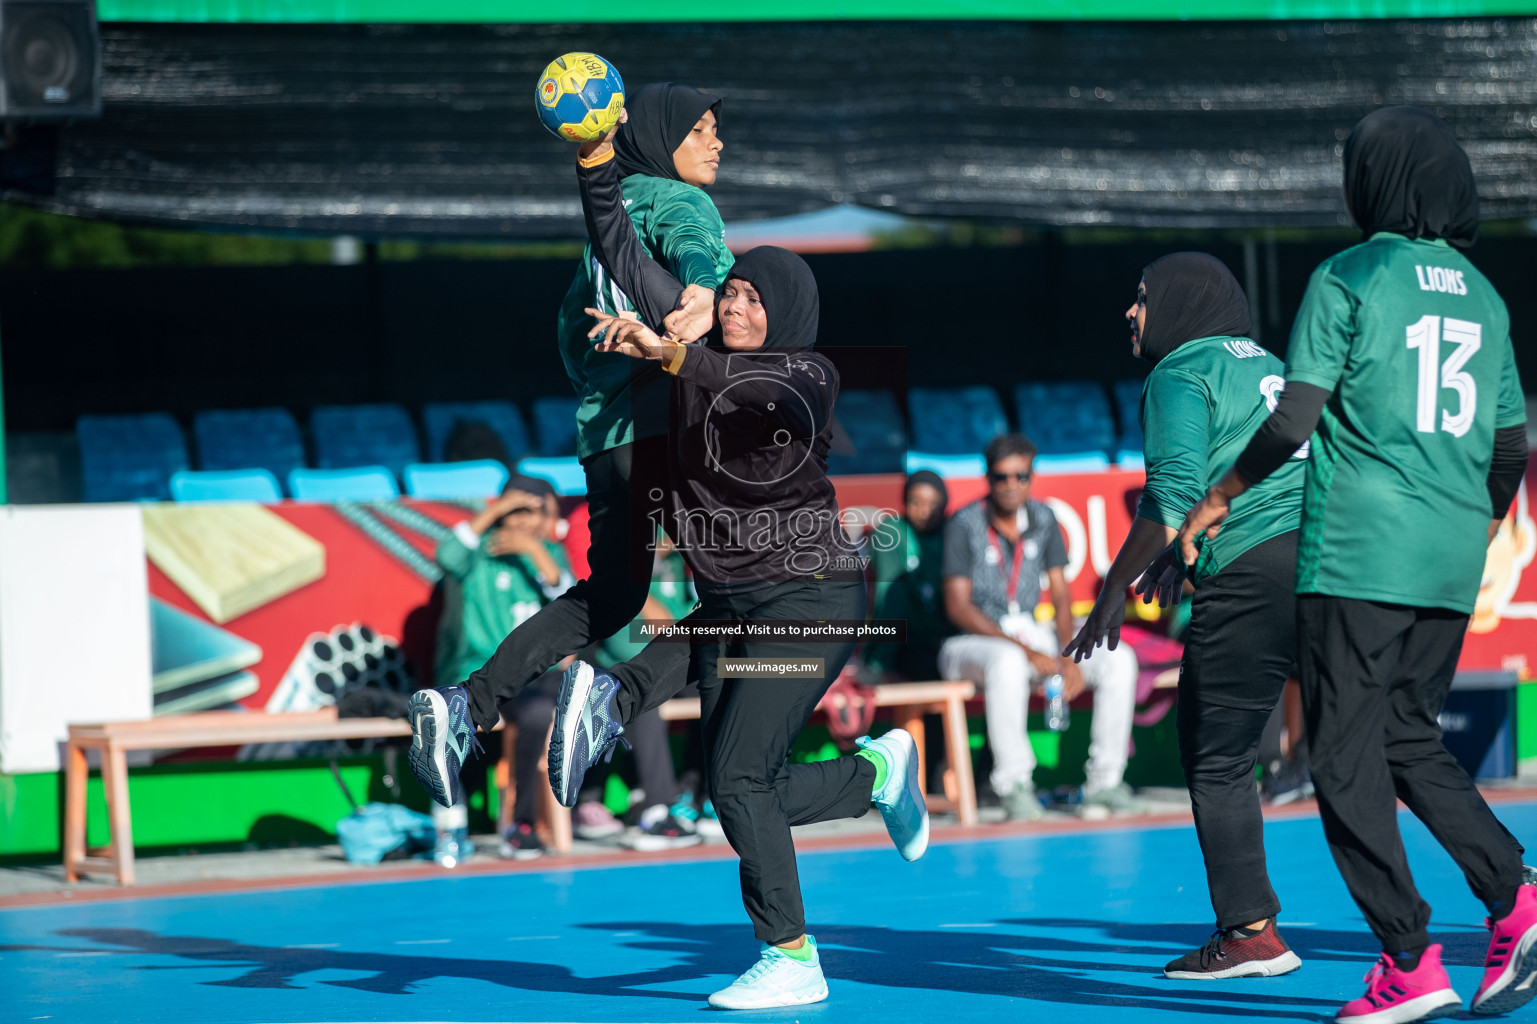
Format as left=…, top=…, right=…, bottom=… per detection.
left=407, top=685, right=482, bottom=808
left=549, top=660, right=627, bottom=808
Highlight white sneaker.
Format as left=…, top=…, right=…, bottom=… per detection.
left=856, top=729, right=929, bottom=861
left=707, top=936, right=830, bottom=1010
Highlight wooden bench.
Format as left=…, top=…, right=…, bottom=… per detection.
left=658, top=680, right=981, bottom=828
left=68, top=679, right=979, bottom=885
left=62, top=708, right=567, bottom=887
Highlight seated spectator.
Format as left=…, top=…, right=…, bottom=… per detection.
left=443, top=418, right=513, bottom=468
left=865, top=470, right=954, bottom=681
left=939, top=433, right=1140, bottom=820
left=434, top=473, right=575, bottom=859
left=586, top=533, right=705, bottom=850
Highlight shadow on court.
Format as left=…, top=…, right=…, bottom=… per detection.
left=0, top=919, right=1398, bottom=1020
left=1002, top=918, right=1491, bottom=969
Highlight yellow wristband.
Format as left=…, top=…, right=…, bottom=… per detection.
left=577, top=147, right=615, bottom=169
left=663, top=343, right=688, bottom=375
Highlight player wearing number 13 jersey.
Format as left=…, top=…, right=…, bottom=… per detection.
left=1178, top=107, right=1533, bottom=1024
left=1286, top=205, right=1523, bottom=612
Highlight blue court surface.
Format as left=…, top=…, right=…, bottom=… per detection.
left=8, top=802, right=1535, bottom=1024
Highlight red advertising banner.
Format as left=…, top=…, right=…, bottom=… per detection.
left=141, top=463, right=1536, bottom=726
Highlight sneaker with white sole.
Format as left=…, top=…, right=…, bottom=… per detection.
left=572, top=800, right=626, bottom=841
left=406, top=685, right=482, bottom=808
left=1336, top=945, right=1462, bottom=1024
left=707, top=936, right=830, bottom=1010
left=1081, top=781, right=1144, bottom=820
left=1164, top=919, right=1302, bottom=979
left=855, top=729, right=929, bottom=861
left=1473, top=882, right=1537, bottom=1015
left=625, top=805, right=703, bottom=852
left=548, top=660, right=628, bottom=808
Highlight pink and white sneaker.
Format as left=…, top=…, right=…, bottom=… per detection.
left=1336, top=945, right=1461, bottom=1024
left=1473, top=883, right=1537, bottom=1015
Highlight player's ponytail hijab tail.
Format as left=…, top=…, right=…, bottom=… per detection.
left=1137, top=252, right=1251, bottom=366
left=613, top=82, right=721, bottom=183
left=1343, top=105, right=1479, bottom=250
left=717, top=246, right=820, bottom=352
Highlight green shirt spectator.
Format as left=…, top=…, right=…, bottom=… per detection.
left=865, top=471, right=954, bottom=680
left=434, top=478, right=575, bottom=688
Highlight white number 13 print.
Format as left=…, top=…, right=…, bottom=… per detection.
left=1406, top=315, right=1482, bottom=438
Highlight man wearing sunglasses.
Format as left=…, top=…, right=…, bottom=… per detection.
left=938, top=433, right=1140, bottom=821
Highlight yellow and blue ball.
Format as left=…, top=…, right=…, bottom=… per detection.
left=535, top=52, right=625, bottom=143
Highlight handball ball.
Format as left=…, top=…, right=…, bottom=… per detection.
left=536, top=52, right=625, bottom=142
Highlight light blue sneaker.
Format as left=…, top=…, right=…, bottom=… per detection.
left=549, top=660, right=628, bottom=808
left=707, top=936, right=829, bottom=1009
left=407, top=685, right=482, bottom=808
left=856, top=728, right=929, bottom=861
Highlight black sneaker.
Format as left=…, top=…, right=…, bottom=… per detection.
left=498, top=822, right=546, bottom=860
left=1263, top=759, right=1314, bottom=806
left=1164, top=920, right=1302, bottom=979
left=625, top=807, right=703, bottom=852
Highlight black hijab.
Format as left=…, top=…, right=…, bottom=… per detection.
left=904, top=469, right=948, bottom=505
left=613, top=82, right=721, bottom=183
left=722, top=246, right=820, bottom=351
left=1343, top=106, right=1479, bottom=249
left=1138, top=252, right=1251, bottom=366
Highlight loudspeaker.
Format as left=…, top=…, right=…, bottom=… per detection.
left=0, top=0, right=99, bottom=120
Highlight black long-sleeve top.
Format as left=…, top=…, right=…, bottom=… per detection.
left=577, top=150, right=856, bottom=592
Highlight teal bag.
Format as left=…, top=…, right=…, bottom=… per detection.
left=328, top=758, right=435, bottom=864
left=336, top=803, right=436, bottom=864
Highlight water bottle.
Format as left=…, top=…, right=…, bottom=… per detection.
left=431, top=799, right=472, bottom=868
left=1044, top=673, right=1070, bottom=733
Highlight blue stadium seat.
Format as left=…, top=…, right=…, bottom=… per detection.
left=904, top=451, right=986, bottom=479
left=518, top=456, right=587, bottom=496
left=77, top=413, right=189, bottom=502
left=193, top=408, right=305, bottom=487
left=170, top=469, right=283, bottom=504
left=288, top=466, right=399, bottom=502
left=907, top=386, right=1010, bottom=457
left=1034, top=452, right=1113, bottom=474
left=310, top=404, right=420, bottom=480
left=404, top=460, right=509, bottom=500
left=1113, top=378, right=1147, bottom=466
left=1015, top=381, right=1116, bottom=459
left=827, top=390, right=908, bottom=476
left=531, top=397, right=581, bottom=458
left=422, top=400, right=531, bottom=464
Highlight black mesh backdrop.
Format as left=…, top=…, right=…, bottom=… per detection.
left=2, top=18, right=1534, bottom=236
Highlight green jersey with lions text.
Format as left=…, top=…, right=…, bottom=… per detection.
left=1136, top=336, right=1306, bottom=583
left=1285, top=232, right=1524, bottom=613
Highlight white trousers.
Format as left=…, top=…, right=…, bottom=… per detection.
left=939, top=621, right=1138, bottom=796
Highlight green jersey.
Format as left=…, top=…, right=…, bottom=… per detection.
left=1136, top=336, right=1306, bottom=582
left=556, top=173, right=734, bottom=460
left=1285, top=233, right=1525, bottom=612
left=433, top=526, right=573, bottom=687
left=864, top=516, right=952, bottom=673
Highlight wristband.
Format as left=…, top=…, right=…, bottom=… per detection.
left=577, top=147, right=615, bottom=169
left=663, top=343, right=688, bottom=375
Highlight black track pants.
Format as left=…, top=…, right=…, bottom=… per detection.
left=1297, top=594, right=1525, bottom=952
left=1177, top=530, right=1296, bottom=929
